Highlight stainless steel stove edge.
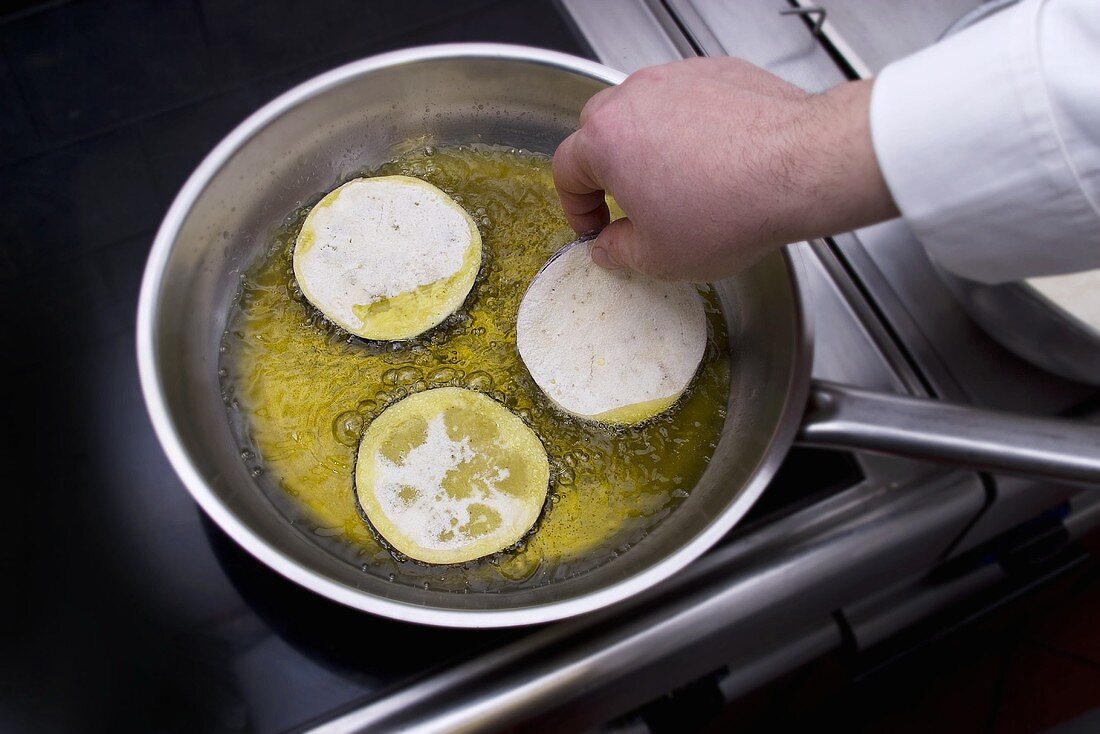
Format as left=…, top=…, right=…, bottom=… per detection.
left=303, top=2, right=1099, bottom=730
left=305, top=469, right=982, bottom=734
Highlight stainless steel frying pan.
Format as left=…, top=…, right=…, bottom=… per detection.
left=935, top=267, right=1100, bottom=387
left=137, top=44, right=1100, bottom=628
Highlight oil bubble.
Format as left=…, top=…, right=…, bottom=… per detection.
left=464, top=371, right=493, bottom=391
left=498, top=553, right=538, bottom=581
left=396, top=367, right=422, bottom=383
left=429, top=367, right=459, bottom=384
left=332, top=410, right=364, bottom=446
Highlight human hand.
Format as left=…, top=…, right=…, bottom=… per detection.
left=552, top=57, right=898, bottom=281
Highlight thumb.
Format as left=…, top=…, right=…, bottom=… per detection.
left=591, top=217, right=641, bottom=272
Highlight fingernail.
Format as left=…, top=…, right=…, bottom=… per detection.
left=590, top=245, right=622, bottom=270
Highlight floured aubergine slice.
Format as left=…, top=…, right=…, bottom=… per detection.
left=355, top=387, right=550, bottom=564
left=293, top=175, right=481, bottom=341
left=516, top=240, right=707, bottom=425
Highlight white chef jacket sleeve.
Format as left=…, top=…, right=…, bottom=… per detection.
left=869, top=0, right=1100, bottom=284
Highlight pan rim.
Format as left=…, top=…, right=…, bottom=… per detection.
left=136, top=43, right=814, bottom=628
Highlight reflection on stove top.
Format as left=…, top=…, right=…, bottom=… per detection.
left=206, top=515, right=519, bottom=682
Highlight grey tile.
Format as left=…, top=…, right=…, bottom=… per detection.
left=376, top=0, right=588, bottom=52
left=1, top=0, right=215, bottom=143
left=198, top=0, right=382, bottom=87
left=139, top=93, right=256, bottom=205
left=2, top=245, right=126, bottom=344
left=98, top=230, right=154, bottom=325
left=0, top=245, right=15, bottom=281
left=245, top=0, right=588, bottom=106
left=0, top=127, right=160, bottom=275
left=0, top=2, right=60, bottom=22
left=371, top=0, right=505, bottom=39
left=198, top=0, right=500, bottom=88
left=0, top=51, right=42, bottom=165
left=84, top=232, right=155, bottom=336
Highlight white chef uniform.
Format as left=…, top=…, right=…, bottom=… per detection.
left=870, top=0, right=1100, bottom=284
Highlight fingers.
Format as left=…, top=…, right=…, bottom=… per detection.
left=579, top=86, right=617, bottom=125
left=552, top=130, right=610, bottom=235
left=591, top=217, right=637, bottom=272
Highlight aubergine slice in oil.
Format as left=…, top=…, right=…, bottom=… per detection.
left=355, top=387, right=550, bottom=564
left=517, top=240, right=707, bottom=425
left=293, top=175, right=482, bottom=341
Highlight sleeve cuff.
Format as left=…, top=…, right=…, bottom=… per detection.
left=869, top=0, right=1100, bottom=283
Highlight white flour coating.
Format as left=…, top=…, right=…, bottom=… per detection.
left=516, top=241, right=707, bottom=418
left=295, top=176, right=474, bottom=330
left=370, top=414, right=527, bottom=552
left=1027, top=269, right=1100, bottom=334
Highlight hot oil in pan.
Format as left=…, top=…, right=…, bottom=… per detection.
left=222, top=145, right=730, bottom=591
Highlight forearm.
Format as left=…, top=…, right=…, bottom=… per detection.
left=790, top=78, right=899, bottom=244
left=551, top=58, right=903, bottom=282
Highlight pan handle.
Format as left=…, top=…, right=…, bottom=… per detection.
left=799, top=380, right=1100, bottom=485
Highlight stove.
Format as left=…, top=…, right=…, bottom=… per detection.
left=7, top=1, right=1098, bottom=732
left=300, top=2, right=1100, bottom=730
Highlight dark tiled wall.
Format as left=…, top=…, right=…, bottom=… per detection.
left=0, top=0, right=587, bottom=344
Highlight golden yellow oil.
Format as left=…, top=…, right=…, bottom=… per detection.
left=222, top=144, right=730, bottom=592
